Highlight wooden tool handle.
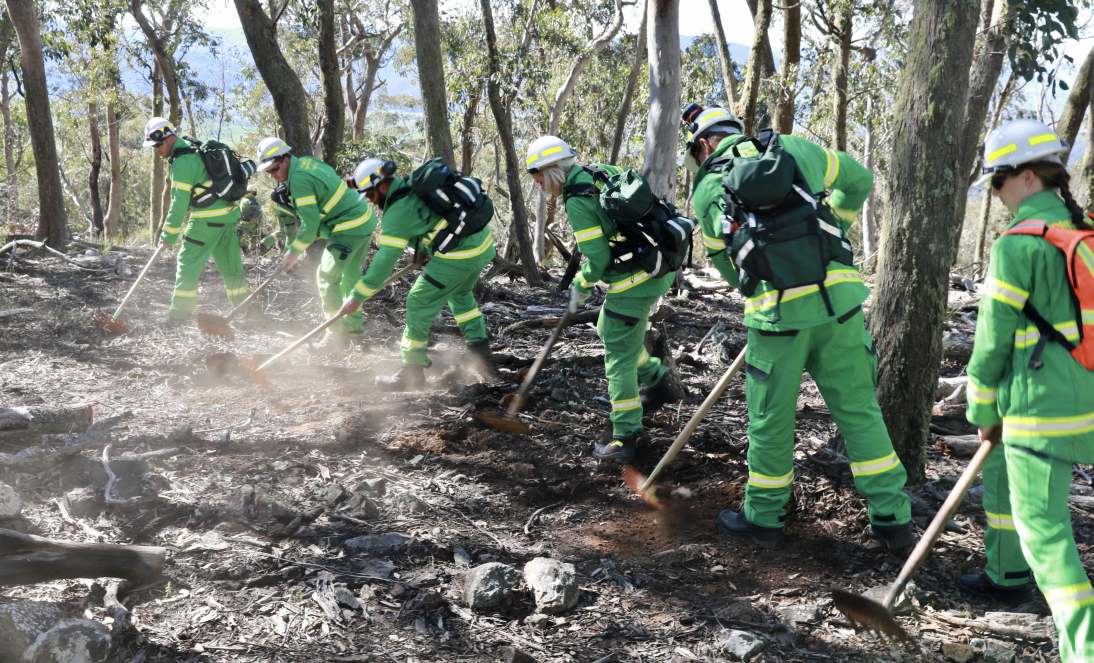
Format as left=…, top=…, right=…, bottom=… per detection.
left=507, top=310, right=573, bottom=416
left=224, top=268, right=283, bottom=321
left=111, top=244, right=164, bottom=322
left=882, top=437, right=996, bottom=609
left=640, top=345, right=747, bottom=491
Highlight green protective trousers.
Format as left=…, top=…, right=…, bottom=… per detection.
left=318, top=235, right=372, bottom=335
left=979, top=447, right=1032, bottom=587
left=400, top=255, right=491, bottom=366
left=169, top=220, right=248, bottom=320
left=1006, top=442, right=1094, bottom=662
left=598, top=293, right=667, bottom=438
left=743, top=309, right=911, bottom=528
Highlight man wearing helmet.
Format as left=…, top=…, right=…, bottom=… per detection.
left=143, top=117, right=249, bottom=322
left=338, top=158, right=496, bottom=390
left=683, top=104, right=913, bottom=553
left=255, top=137, right=377, bottom=345
left=524, top=136, right=679, bottom=464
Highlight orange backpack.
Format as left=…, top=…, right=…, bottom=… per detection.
left=1003, top=219, right=1094, bottom=370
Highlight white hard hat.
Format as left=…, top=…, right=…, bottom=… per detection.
left=976, top=119, right=1068, bottom=187
left=142, top=117, right=175, bottom=148
left=350, top=158, right=396, bottom=192
left=683, top=105, right=744, bottom=172
left=255, top=137, right=292, bottom=171
left=525, top=135, right=575, bottom=172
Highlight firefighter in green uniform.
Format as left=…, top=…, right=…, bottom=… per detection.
left=254, top=137, right=377, bottom=343
left=966, top=119, right=1094, bottom=661
left=683, top=105, right=913, bottom=552
left=143, top=117, right=249, bottom=322
left=238, top=190, right=262, bottom=253
left=524, top=136, right=680, bottom=464
left=337, top=158, right=496, bottom=390
left=260, top=184, right=300, bottom=253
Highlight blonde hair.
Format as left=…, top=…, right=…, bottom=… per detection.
left=539, top=157, right=575, bottom=197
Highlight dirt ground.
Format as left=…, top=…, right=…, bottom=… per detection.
left=0, top=243, right=1089, bottom=662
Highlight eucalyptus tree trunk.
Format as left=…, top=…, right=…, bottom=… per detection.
left=774, top=0, right=800, bottom=134
left=706, top=0, right=737, bottom=107
left=149, top=65, right=165, bottom=237
left=974, top=72, right=1016, bottom=270
left=744, top=0, right=776, bottom=78
left=88, top=102, right=105, bottom=236
left=861, top=98, right=877, bottom=265
left=103, top=102, right=122, bottom=238
left=6, top=0, right=67, bottom=247
left=610, top=7, right=647, bottom=164
left=1083, top=96, right=1094, bottom=206
left=871, top=0, right=979, bottom=482
left=459, top=84, right=481, bottom=174
left=317, top=0, right=344, bottom=166
left=480, top=0, right=540, bottom=286
left=0, top=16, right=16, bottom=228
left=129, top=0, right=181, bottom=127
left=643, top=0, right=681, bottom=200
left=233, top=0, right=314, bottom=155
left=1057, top=44, right=1093, bottom=161
left=740, top=0, right=772, bottom=135
left=832, top=1, right=852, bottom=151
left=410, top=0, right=454, bottom=165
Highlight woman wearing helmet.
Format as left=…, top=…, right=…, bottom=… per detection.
left=965, top=119, right=1094, bottom=660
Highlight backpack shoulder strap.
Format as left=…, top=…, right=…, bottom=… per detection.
left=755, top=129, right=778, bottom=150
left=562, top=166, right=605, bottom=201
left=1003, top=219, right=1050, bottom=238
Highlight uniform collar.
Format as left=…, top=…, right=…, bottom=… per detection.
left=382, top=176, right=411, bottom=213
left=563, top=163, right=584, bottom=185
left=1011, top=190, right=1069, bottom=227
left=694, top=134, right=746, bottom=184
left=169, top=137, right=191, bottom=160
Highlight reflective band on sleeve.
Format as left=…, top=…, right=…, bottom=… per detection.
left=1028, top=133, right=1059, bottom=147
left=850, top=452, right=901, bottom=477
left=190, top=206, right=235, bottom=219
left=606, top=271, right=652, bottom=293
left=823, top=149, right=840, bottom=188
left=1014, top=326, right=1040, bottom=349
left=610, top=397, right=641, bottom=413
left=225, top=287, right=249, bottom=298
left=322, top=181, right=347, bottom=214
left=173, top=288, right=198, bottom=298
left=748, top=469, right=794, bottom=489
left=1004, top=412, right=1094, bottom=437
left=290, top=239, right=310, bottom=254
left=638, top=348, right=651, bottom=366
left=745, top=268, right=863, bottom=314
left=436, top=232, right=493, bottom=260
left=295, top=195, right=317, bottom=206
left=378, top=234, right=409, bottom=249
left=985, top=511, right=1016, bottom=530
left=703, top=233, right=726, bottom=250
left=984, top=278, right=1029, bottom=309
left=332, top=211, right=371, bottom=233
left=987, top=143, right=1018, bottom=163
left=355, top=281, right=379, bottom=298
left=172, top=180, right=193, bottom=192
left=967, top=379, right=998, bottom=405
left=1044, top=582, right=1094, bottom=611
left=163, top=225, right=183, bottom=235
left=574, top=227, right=605, bottom=243
left=400, top=333, right=429, bottom=351
left=453, top=308, right=483, bottom=325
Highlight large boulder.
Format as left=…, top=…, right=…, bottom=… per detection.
left=523, top=557, right=579, bottom=614
left=0, top=601, right=65, bottom=661
left=21, top=618, right=111, bottom=663
left=463, top=562, right=522, bottom=611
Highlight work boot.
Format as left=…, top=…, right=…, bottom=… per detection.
left=716, top=510, right=785, bottom=550
left=641, top=374, right=683, bottom=414
left=376, top=365, right=426, bottom=391
left=592, top=431, right=646, bottom=464
left=958, top=571, right=1033, bottom=604
left=466, top=340, right=498, bottom=379
left=871, top=522, right=917, bottom=557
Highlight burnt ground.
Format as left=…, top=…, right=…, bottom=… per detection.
left=0, top=243, right=1090, bottom=662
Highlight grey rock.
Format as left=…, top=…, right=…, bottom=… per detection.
left=453, top=546, right=473, bottom=566
left=334, top=587, right=361, bottom=611
left=525, top=613, right=550, bottom=627
left=982, top=638, right=1017, bottom=663
left=343, top=532, right=414, bottom=555
left=498, top=645, right=536, bottom=663
left=318, top=484, right=346, bottom=506
left=21, top=618, right=111, bottom=663
left=464, top=562, right=522, bottom=611
left=523, top=557, right=579, bottom=615
left=355, top=478, right=387, bottom=497
left=352, top=558, right=395, bottom=579
left=715, top=599, right=764, bottom=623
left=0, top=482, right=21, bottom=518
left=339, top=492, right=380, bottom=520
left=942, top=642, right=976, bottom=663
left=775, top=603, right=819, bottom=626
left=64, top=487, right=102, bottom=519
left=864, top=581, right=914, bottom=615
left=719, top=629, right=765, bottom=660
left=392, top=491, right=429, bottom=514
left=0, top=601, right=64, bottom=661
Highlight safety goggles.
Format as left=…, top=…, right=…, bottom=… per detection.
left=145, top=128, right=171, bottom=147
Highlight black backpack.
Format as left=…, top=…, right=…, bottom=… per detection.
left=564, top=165, right=695, bottom=278
left=174, top=137, right=258, bottom=208
left=720, top=131, right=853, bottom=314
left=407, top=158, right=494, bottom=253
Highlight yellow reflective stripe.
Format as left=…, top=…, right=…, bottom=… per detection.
left=296, top=195, right=317, bottom=206
left=1078, top=241, right=1094, bottom=276
left=290, top=239, right=310, bottom=253
left=574, top=227, right=605, bottom=243
left=638, top=348, right=651, bottom=367
left=967, top=378, right=998, bottom=405
left=849, top=452, right=901, bottom=478
left=225, top=287, right=249, bottom=297
left=453, top=308, right=482, bottom=325
left=173, top=289, right=198, bottom=298
left=748, top=470, right=794, bottom=489
left=606, top=271, right=652, bottom=294
left=354, top=281, right=378, bottom=298
left=400, top=333, right=429, bottom=350
left=1084, top=310, right=1094, bottom=325
left=610, top=397, right=641, bottom=413
left=163, top=225, right=183, bottom=235
left=823, top=149, right=840, bottom=188
left=436, top=232, right=493, bottom=260
left=1045, top=583, right=1094, bottom=611
left=190, top=206, right=235, bottom=219
left=1004, top=411, right=1094, bottom=437
left=1056, top=320, right=1081, bottom=341
left=1014, top=325, right=1040, bottom=349
left=172, top=180, right=193, bottom=192
left=332, top=211, right=371, bottom=233
left=987, top=143, right=1018, bottom=163
left=744, top=268, right=863, bottom=314
left=526, top=145, right=564, bottom=167
left=985, top=277, right=1029, bottom=309
left=985, top=511, right=1016, bottom=530
left=263, top=145, right=284, bottom=158
left=322, top=181, right=348, bottom=214
left=703, top=233, right=726, bottom=250
left=1028, top=133, right=1059, bottom=147
left=378, top=234, right=409, bottom=249
left=575, top=272, right=594, bottom=289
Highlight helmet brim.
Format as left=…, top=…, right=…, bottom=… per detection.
left=142, top=138, right=160, bottom=148
left=257, top=158, right=279, bottom=172
left=973, top=171, right=993, bottom=188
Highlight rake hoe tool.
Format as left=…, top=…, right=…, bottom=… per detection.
left=196, top=268, right=284, bottom=337
left=94, top=244, right=164, bottom=334
left=832, top=436, right=998, bottom=640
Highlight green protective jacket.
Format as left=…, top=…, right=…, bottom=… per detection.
left=160, top=137, right=240, bottom=244
left=350, top=176, right=496, bottom=302
left=966, top=190, right=1094, bottom=453
left=285, top=156, right=376, bottom=256
left=691, top=134, right=872, bottom=331
left=562, top=163, right=674, bottom=298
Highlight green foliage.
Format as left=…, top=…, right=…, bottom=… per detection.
left=1008, top=0, right=1083, bottom=92
left=335, top=134, right=417, bottom=177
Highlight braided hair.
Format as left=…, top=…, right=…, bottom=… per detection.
left=1028, top=162, right=1092, bottom=230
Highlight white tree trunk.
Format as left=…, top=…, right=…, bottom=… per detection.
left=642, top=0, right=680, bottom=201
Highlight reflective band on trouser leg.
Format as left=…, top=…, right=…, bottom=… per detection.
left=980, top=447, right=1030, bottom=587
left=444, top=258, right=489, bottom=347
left=1006, top=442, right=1094, bottom=661
left=208, top=224, right=248, bottom=306
left=597, top=294, right=657, bottom=438
left=806, top=311, right=911, bottom=526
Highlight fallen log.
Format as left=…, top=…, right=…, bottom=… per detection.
left=0, top=528, right=165, bottom=587
left=0, top=412, right=130, bottom=472
left=0, top=404, right=93, bottom=438
left=938, top=434, right=980, bottom=459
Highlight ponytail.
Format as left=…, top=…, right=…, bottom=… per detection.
left=1029, top=162, right=1092, bottom=230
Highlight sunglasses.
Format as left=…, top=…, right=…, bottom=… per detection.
left=989, top=166, right=1023, bottom=190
